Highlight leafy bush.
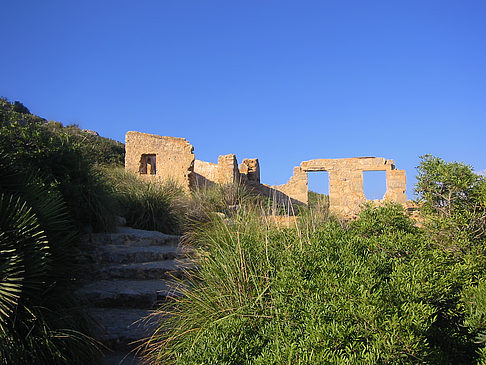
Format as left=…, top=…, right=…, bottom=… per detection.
left=350, top=201, right=418, bottom=237
left=142, top=184, right=486, bottom=365
left=462, top=280, right=486, bottom=362
left=416, top=154, right=486, bottom=245
left=0, top=98, right=119, bottom=232
left=143, top=201, right=486, bottom=363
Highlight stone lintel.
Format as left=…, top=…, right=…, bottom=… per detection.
left=301, top=157, right=396, bottom=172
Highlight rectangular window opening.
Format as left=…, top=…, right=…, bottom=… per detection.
left=363, top=171, right=386, bottom=201
left=140, top=154, right=156, bottom=175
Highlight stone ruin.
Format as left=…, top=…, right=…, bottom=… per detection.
left=125, top=131, right=407, bottom=217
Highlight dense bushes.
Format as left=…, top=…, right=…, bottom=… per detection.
left=416, top=154, right=486, bottom=245
left=0, top=98, right=123, bottom=232
left=143, top=157, right=486, bottom=364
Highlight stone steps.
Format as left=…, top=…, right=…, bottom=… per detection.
left=88, top=244, right=183, bottom=264
left=95, top=259, right=191, bottom=280
left=79, top=279, right=181, bottom=308
left=83, top=227, right=180, bottom=247
left=78, top=226, right=189, bottom=364
left=88, top=308, right=160, bottom=349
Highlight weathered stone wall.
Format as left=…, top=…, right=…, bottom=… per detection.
left=217, top=154, right=240, bottom=185
left=193, top=154, right=241, bottom=186
left=299, top=157, right=406, bottom=216
left=125, top=131, right=195, bottom=191
left=125, top=131, right=407, bottom=217
left=270, top=166, right=308, bottom=205
left=384, top=169, right=407, bottom=203
left=193, top=160, right=219, bottom=187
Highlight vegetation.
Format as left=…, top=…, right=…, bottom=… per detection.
left=2, top=98, right=486, bottom=363
left=103, top=168, right=185, bottom=234
left=416, top=154, right=486, bottom=246
left=0, top=98, right=188, bottom=363
left=0, top=155, right=100, bottom=364
left=143, top=157, right=486, bottom=364
left=0, top=99, right=128, bottom=363
left=0, top=97, right=124, bottom=232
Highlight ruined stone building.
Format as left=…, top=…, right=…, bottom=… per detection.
left=125, top=131, right=407, bottom=217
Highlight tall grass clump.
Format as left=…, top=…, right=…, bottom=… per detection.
left=141, top=198, right=486, bottom=364
left=185, top=182, right=255, bottom=225
left=103, top=168, right=185, bottom=234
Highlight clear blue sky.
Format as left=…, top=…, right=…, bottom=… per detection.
left=2, top=1, right=485, bottom=199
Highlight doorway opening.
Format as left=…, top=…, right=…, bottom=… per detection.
left=307, top=171, right=330, bottom=208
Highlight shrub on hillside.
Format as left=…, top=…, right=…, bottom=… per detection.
left=0, top=98, right=119, bottom=232
left=143, top=202, right=486, bottom=363
left=350, top=201, right=418, bottom=237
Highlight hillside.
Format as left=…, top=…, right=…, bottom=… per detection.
left=0, top=98, right=125, bottom=167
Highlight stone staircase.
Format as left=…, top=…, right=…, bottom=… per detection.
left=78, top=227, right=189, bottom=364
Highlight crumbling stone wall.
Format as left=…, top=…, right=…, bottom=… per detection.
left=270, top=166, right=308, bottom=206
left=193, top=154, right=241, bottom=186
left=125, top=131, right=407, bottom=217
left=193, top=160, right=219, bottom=187
left=274, top=157, right=406, bottom=216
left=217, top=154, right=240, bottom=184
left=125, top=131, right=195, bottom=191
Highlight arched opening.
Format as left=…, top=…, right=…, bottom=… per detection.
left=363, top=171, right=387, bottom=201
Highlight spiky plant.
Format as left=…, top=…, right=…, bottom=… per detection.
left=0, top=155, right=100, bottom=364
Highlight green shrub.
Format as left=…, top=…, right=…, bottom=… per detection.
left=462, top=280, right=486, bottom=363
left=416, top=154, right=486, bottom=245
left=0, top=100, right=119, bottom=232
left=143, top=201, right=486, bottom=364
left=350, top=201, right=418, bottom=237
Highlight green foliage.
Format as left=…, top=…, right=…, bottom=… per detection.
left=462, top=280, right=486, bottom=363
left=1, top=97, right=125, bottom=167
left=185, top=182, right=256, bottom=225
left=0, top=155, right=100, bottom=364
left=0, top=98, right=119, bottom=232
left=416, top=154, right=486, bottom=245
left=43, top=120, right=125, bottom=166
left=103, top=168, right=185, bottom=234
left=351, top=202, right=417, bottom=237
left=143, top=194, right=486, bottom=364
left=12, top=101, right=30, bottom=114
left=308, top=190, right=329, bottom=209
